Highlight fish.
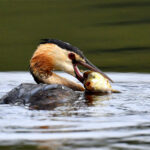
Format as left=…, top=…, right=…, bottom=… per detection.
left=83, top=71, right=120, bottom=93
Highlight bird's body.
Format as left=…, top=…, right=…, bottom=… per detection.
left=30, top=40, right=85, bottom=91
left=0, top=83, right=83, bottom=110
left=30, top=39, right=112, bottom=91
left=0, top=39, right=114, bottom=109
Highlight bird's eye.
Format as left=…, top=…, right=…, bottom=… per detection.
left=68, top=53, right=75, bottom=60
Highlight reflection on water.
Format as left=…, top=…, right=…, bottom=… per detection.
left=85, top=92, right=112, bottom=106
left=0, top=72, right=150, bottom=150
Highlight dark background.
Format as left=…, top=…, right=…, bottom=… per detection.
left=0, top=0, right=150, bottom=72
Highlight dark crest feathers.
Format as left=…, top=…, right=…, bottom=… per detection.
left=40, top=39, right=85, bottom=59
left=40, top=39, right=99, bottom=71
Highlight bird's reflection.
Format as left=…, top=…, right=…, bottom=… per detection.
left=29, top=91, right=112, bottom=111
left=84, top=92, right=111, bottom=106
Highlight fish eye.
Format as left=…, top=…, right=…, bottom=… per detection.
left=83, top=72, right=88, bottom=78
left=86, top=82, right=90, bottom=86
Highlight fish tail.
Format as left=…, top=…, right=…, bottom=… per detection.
left=111, top=89, right=121, bottom=93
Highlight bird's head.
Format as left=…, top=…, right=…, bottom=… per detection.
left=30, top=39, right=113, bottom=83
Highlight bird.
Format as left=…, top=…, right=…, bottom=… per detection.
left=30, top=39, right=113, bottom=91
left=0, top=39, right=113, bottom=110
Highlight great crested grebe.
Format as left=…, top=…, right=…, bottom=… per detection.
left=0, top=39, right=113, bottom=110
left=29, top=39, right=113, bottom=91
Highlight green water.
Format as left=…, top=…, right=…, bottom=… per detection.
left=0, top=0, right=150, bottom=72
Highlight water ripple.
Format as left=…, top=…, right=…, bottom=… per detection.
left=0, top=72, right=150, bottom=150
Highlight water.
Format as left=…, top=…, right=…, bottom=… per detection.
left=0, top=72, right=150, bottom=150
left=0, top=0, right=150, bottom=149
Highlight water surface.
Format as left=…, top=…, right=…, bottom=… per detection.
left=0, top=72, right=150, bottom=150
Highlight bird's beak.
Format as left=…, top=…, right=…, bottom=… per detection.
left=73, top=59, right=113, bottom=83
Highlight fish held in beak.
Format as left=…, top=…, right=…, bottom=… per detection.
left=77, top=60, right=113, bottom=83
left=68, top=52, right=113, bottom=83
left=83, top=71, right=120, bottom=93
